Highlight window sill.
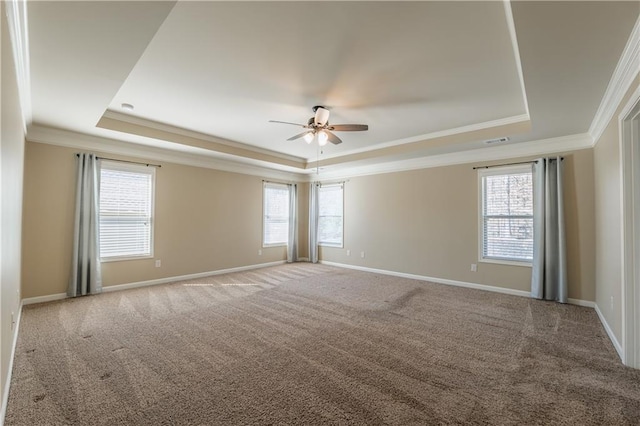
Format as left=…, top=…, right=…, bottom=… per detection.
left=100, top=254, right=153, bottom=263
left=479, top=258, right=532, bottom=268
left=319, top=243, right=343, bottom=248
left=262, top=243, right=287, bottom=248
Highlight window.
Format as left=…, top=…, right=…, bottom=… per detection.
left=479, top=165, right=533, bottom=265
left=263, top=183, right=289, bottom=246
left=318, top=184, right=343, bottom=247
left=99, top=162, right=155, bottom=260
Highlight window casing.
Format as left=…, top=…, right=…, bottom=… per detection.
left=478, top=165, right=533, bottom=266
left=263, top=183, right=289, bottom=247
left=318, top=184, right=344, bottom=247
left=99, top=161, right=155, bottom=261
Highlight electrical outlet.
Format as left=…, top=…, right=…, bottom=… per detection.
left=155, top=260, right=161, bottom=268
left=346, top=250, right=350, bottom=256
left=258, top=249, right=262, bottom=256
left=610, top=296, right=614, bottom=311
left=360, top=251, right=365, bottom=259
left=471, top=264, right=477, bottom=272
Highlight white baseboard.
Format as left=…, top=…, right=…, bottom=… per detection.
left=567, top=298, right=596, bottom=308
left=297, top=257, right=310, bottom=262
left=103, top=260, right=286, bottom=293
left=320, top=261, right=530, bottom=297
left=594, top=303, right=624, bottom=361
left=1, top=301, right=23, bottom=426
left=21, top=293, right=67, bottom=306
left=319, top=261, right=596, bottom=308
left=22, top=260, right=287, bottom=305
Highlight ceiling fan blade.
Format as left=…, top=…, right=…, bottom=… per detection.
left=287, top=131, right=312, bottom=141
left=314, top=107, right=330, bottom=126
left=325, top=130, right=342, bottom=145
left=328, top=124, right=368, bottom=132
left=269, top=120, right=307, bottom=127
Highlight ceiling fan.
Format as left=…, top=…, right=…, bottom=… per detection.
left=269, top=106, right=368, bottom=145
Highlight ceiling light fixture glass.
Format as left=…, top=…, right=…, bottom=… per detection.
left=304, top=132, right=314, bottom=144
left=317, top=131, right=328, bottom=146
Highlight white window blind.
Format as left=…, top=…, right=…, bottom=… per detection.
left=480, top=166, right=533, bottom=263
left=318, top=184, right=343, bottom=246
left=99, top=162, right=154, bottom=259
left=263, top=183, right=289, bottom=246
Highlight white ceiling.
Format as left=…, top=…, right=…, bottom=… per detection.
left=24, top=1, right=640, bottom=174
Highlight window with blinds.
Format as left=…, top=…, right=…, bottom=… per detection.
left=479, top=165, right=533, bottom=264
left=99, top=162, right=155, bottom=260
left=318, top=184, right=343, bottom=247
left=263, top=183, right=289, bottom=246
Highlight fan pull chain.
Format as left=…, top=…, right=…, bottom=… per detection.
left=316, top=141, right=320, bottom=175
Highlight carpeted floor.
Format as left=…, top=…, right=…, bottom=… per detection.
left=5, top=263, right=640, bottom=425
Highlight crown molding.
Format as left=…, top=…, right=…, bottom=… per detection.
left=589, top=16, right=640, bottom=146
left=100, top=110, right=305, bottom=165
left=98, top=110, right=530, bottom=174
left=318, top=113, right=530, bottom=162
left=315, top=132, right=593, bottom=181
left=27, top=124, right=309, bottom=182
left=26, top=125, right=593, bottom=184
left=4, top=0, right=32, bottom=130
left=503, top=0, right=530, bottom=117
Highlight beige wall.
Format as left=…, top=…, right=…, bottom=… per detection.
left=1, top=3, right=26, bottom=410
left=320, top=149, right=596, bottom=300
left=21, top=142, right=307, bottom=298
left=593, top=73, right=640, bottom=342
left=21, top=126, right=601, bottom=307
left=24, top=143, right=596, bottom=301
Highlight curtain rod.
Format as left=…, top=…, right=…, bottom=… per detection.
left=318, top=180, right=347, bottom=187
left=76, top=153, right=161, bottom=168
left=472, top=157, right=563, bottom=170
left=262, top=179, right=295, bottom=185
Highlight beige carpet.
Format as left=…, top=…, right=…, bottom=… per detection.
left=5, top=263, right=640, bottom=425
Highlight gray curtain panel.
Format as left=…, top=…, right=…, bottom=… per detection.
left=309, top=182, right=320, bottom=263
left=287, top=183, right=298, bottom=263
left=68, top=153, right=102, bottom=297
left=531, top=157, right=567, bottom=303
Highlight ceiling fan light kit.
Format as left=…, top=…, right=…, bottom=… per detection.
left=269, top=106, right=369, bottom=146
left=303, top=132, right=314, bottom=144
left=317, top=131, right=329, bottom=146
